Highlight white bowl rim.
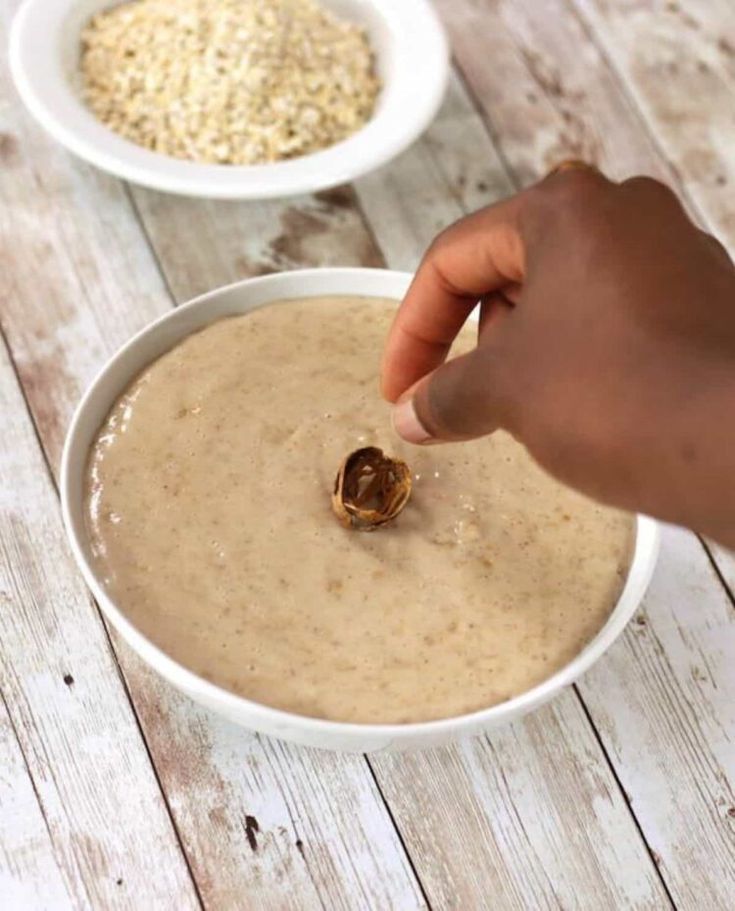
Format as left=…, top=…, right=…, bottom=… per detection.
left=61, top=267, right=660, bottom=743
left=10, top=0, right=450, bottom=199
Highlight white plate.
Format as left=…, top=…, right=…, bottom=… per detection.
left=61, top=268, right=660, bottom=752
left=10, top=0, right=449, bottom=199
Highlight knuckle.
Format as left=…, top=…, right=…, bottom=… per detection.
left=536, top=167, right=605, bottom=208
left=698, top=228, right=731, bottom=261
left=620, top=175, right=680, bottom=206
left=425, top=214, right=466, bottom=258
left=421, top=226, right=460, bottom=278
left=425, top=228, right=450, bottom=258
left=524, top=169, right=608, bottom=240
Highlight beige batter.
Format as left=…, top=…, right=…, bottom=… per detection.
left=86, top=296, right=634, bottom=723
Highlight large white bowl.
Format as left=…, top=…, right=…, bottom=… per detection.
left=10, top=0, right=448, bottom=199
left=61, top=268, right=660, bottom=752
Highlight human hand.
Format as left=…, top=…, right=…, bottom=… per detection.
left=382, top=168, right=735, bottom=547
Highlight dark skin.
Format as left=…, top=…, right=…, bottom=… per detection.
left=382, top=168, right=735, bottom=549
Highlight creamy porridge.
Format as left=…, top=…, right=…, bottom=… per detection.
left=86, top=296, right=633, bottom=723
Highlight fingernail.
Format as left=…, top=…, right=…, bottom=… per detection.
left=547, top=158, right=596, bottom=176
left=392, top=398, right=432, bottom=444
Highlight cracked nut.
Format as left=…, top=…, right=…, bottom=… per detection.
left=332, top=447, right=412, bottom=531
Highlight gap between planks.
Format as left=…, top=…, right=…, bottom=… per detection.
left=128, top=69, right=676, bottom=905
left=432, top=2, right=735, bottom=907
left=5, top=3, right=735, bottom=908
left=564, top=0, right=735, bottom=618
left=448, top=48, right=678, bottom=911
left=0, top=333, right=198, bottom=903
left=4, top=71, right=667, bottom=906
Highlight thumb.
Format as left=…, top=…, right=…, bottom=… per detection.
left=391, top=345, right=515, bottom=444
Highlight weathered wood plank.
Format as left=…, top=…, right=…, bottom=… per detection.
left=130, top=69, right=673, bottom=908
left=376, top=693, right=670, bottom=910
left=573, top=0, right=735, bottom=248
left=0, top=335, right=201, bottom=909
left=356, top=72, right=509, bottom=269
left=354, top=68, right=672, bottom=910
left=571, top=0, right=735, bottom=678
left=578, top=526, right=735, bottom=909
left=0, top=694, right=76, bottom=911
left=0, top=7, right=425, bottom=908
left=129, top=186, right=382, bottom=301
left=116, top=647, right=425, bottom=911
left=433, top=1, right=735, bottom=905
left=1, top=6, right=202, bottom=904
left=435, top=0, right=674, bottom=186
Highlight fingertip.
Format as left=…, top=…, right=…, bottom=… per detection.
left=392, top=396, right=433, bottom=445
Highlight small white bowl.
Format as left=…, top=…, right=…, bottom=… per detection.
left=61, top=268, right=660, bottom=752
left=10, top=0, right=448, bottom=199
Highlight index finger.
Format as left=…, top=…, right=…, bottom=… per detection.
left=380, top=192, right=527, bottom=402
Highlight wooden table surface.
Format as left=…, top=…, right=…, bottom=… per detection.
left=2, top=1, right=735, bottom=908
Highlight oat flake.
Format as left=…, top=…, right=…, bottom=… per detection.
left=80, top=0, right=380, bottom=165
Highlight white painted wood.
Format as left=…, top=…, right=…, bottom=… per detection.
left=1, top=9, right=200, bottom=903
left=573, top=0, right=735, bottom=250
left=353, top=66, right=671, bottom=910
left=117, top=646, right=426, bottom=911
left=0, top=337, right=201, bottom=909
left=355, top=72, right=513, bottom=270
left=0, top=695, right=77, bottom=911
left=376, top=692, right=670, bottom=910
left=434, top=0, right=676, bottom=188
left=129, top=73, right=673, bottom=906
left=0, top=3, right=172, bottom=471
left=428, top=3, right=735, bottom=906
left=129, top=185, right=382, bottom=301
left=0, top=5, right=424, bottom=905
left=578, top=526, right=735, bottom=909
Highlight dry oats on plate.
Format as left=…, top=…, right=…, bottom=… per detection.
left=80, top=0, right=380, bottom=165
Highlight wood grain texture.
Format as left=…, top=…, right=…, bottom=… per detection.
left=129, top=185, right=382, bottom=300
left=376, top=693, right=672, bottom=911
left=355, top=72, right=511, bottom=270
left=0, top=3, right=171, bottom=470
left=114, top=646, right=426, bottom=911
left=573, top=0, right=735, bottom=247
left=355, top=67, right=671, bottom=911
left=0, top=9, right=423, bottom=908
left=435, top=0, right=678, bottom=187
left=0, top=694, right=75, bottom=911
left=2, top=0, right=735, bottom=905
left=0, top=337, right=201, bottom=910
left=1, top=8, right=201, bottom=903
left=434, top=2, right=735, bottom=906
left=577, top=526, right=735, bottom=909
left=570, top=0, right=735, bottom=647
left=130, top=70, right=675, bottom=909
